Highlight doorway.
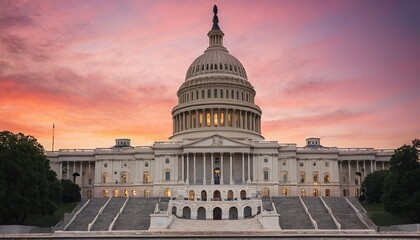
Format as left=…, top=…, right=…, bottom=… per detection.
left=213, top=207, right=222, bottom=220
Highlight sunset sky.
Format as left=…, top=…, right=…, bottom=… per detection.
left=1, top=0, right=419, bottom=150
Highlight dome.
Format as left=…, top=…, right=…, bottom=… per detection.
left=185, top=48, right=248, bottom=81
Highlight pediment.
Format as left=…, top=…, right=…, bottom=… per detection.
left=183, top=135, right=251, bottom=148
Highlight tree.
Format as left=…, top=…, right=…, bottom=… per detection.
left=61, top=179, right=81, bottom=203
left=382, top=139, right=420, bottom=222
left=361, top=170, right=389, bottom=203
left=0, top=131, right=62, bottom=224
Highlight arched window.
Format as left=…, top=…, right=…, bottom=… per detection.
left=113, top=189, right=119, bottom=197
left=324, top=174, right=330, bottom=183
left=102, top=173, right=108, bottom=183
left=325, top=189, right=330, bottom=196
left=262, top=187, right=270, bottom=197
left=263, top=168, right=269, bottom=181
left=144, top=189, right=151, bottom=197
left=313, top=172, right=318, bottom=185
left=165, top=158, right=170, bottom=164
left=123, top=189, right=128, bottom=197
left=120, top=171, right=129, bottom=183
left=281, top=171, right=288, bottom=183
left=201, top=190, right=207, bottom=201
left=227, top=112, right=232, bottom=126
left=220, top=112, right=225, bottom=126
left=300, top=189, right=306, bottom=197
left=183, top=207, right=191, bottom=219
left=240, top=190, right=246, bottom=200
left=313, top=189, right=318, bottom=196
left=227, top=190, right=233, bottom=200
left=102, top=189, right=108, bottom=197
left=132, top=190, right=137, bottom=196
left=229, top=207, right=238, bottom=220
left=282, top=188, right=288, bottom=196
left=300, top=172, right=305, bottom=183
left=164, top=170, right=171, bottom=181
left=188, top=190, right=195, bottom=200
left=143, top=171, right=151, bottom=183
left=197, top=207, right=206, bottom=220
left=214, top=113, right=218, bottom=126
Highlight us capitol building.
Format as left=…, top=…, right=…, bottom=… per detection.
left=47, top=6, right=393, bottom=203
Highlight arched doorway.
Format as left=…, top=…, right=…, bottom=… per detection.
left=343, top=189, right=348, bottom=197
left=325, top=189, right=330, bottom=196
left=214, top=168, right=221, bottom=185
left=113, top=189, right=119, bottom=197
left=300, top=189, right=306, bottom=197
left=229, top=207, right=238, bottom=220
left=227, top=190, right=233, bottom=200
left=188, top=190, right=195, bottom=200
left=313, top=189, right=318, bottom=196
left=171, top=206, right=177, bottom=216
left=102, top=189, right=108, bottom=197
left=183, top=207, right=191, bottom=219
left=240, top=190, right=246, bottom=200
left=123, top=189, right=129, bottom=197
left=213, top=207, right=222, bottom=220
left=262, top=187, right=270, bottom=197
left=197, top=207, right=206, bottom=220
left=213, top=190, right=221, bottom=201
left=282, top=188, right=288, bottom=196
left=164, top=188, right=171, bottom=197
left=201, top=190, right=207, bottom=201
left=144, top=189, right=151, bottom=197
left=244, top=206, right=252, bottom=218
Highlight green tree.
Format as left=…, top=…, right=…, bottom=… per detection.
left=61, top=179, right=81, bottom=203
left=382, top=139, right=420, bottom=222
left=0, top=131, right=62, bottom=224
left=361, top=170, right=389, bottom=203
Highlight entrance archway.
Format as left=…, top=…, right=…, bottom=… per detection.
left=172, top=206, right=177, bottom=216
left=227, top=190, right=233, bottom=200
left=201, top=190, right=207, bottom=201
left=244, top=206, right=252, bottom=218
left=240, top=190, right=246, bottom=200
left=214, top=168, right=221, bottom=185
left=197, top=207, right=206, bottom=220
left=113, top=189, right=119, bottom=197
left=282, top=188, right=288, bottom=196
left=213, top=207, right=222, bottom=220
left=229, top=207, right=238, bottom=219
left=262, top=187, right=270, bottom=197
left=164, top=188, right=171, bottom=197
left=313, top=189, right=319, bottom=196
left=183, top=207, right=191, bottom=219
left=213, top=190, right=221, bottom=201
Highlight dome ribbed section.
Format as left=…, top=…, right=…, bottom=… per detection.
left=185, top=49, right=248, bottom=81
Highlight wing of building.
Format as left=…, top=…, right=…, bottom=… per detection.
left=46, top=6, right=394, bottom=201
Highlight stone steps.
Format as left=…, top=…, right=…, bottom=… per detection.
left=302, top=197, right=337, bottom=229
left=90, top=197, right=126, bottom=231
left=113, top=197, right=159, bottom=230
left=66, top=198, right=108, bottom=231
left=323, top=197, right=367, bottom=229
left=272, top=197, right=314, bottom=229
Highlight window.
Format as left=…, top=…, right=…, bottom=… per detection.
left=300, top=172, right=305, bottom=183
left=231, top=90, right=234, bottom=99
left=214, top=113, right=218, bottom=126
left=313, top=173, right=318, bottom=185
left=324, top=174, right=330, bottom=183
left=220, top=112, right=225, bottom=126
left=102, top=173, right=108, bottom=183
left=282, top=161, right=286, bottom=166
left=143, top=172, right=151, bottom=183
left=88, top=178, right=92, bottom=185
left=199, top=113, right=203, bottom=127
left=264, top=158, right=268, bottom=163
left=202, top=90, right=205, bottom=98
left=300, top=162, right=304, bottom=167
left=228, top=113, right=232, bottom=126
left=325, top=161, right=329, bottom=167
left=207, top=89, right=211, bottom=98
left=313, top=162, right=316, bottom=166
left=220, top=89, right=223, bottom=98
left=145, top=162, right=149, bottom=167
left=206, top=112, right=211, bottom=126
left=165, top=171, right=171, bottom=181
left=281, top=172, right=288, bottom=182
left=226, top=89, right=229, bottom=98
left=120, top=171, right=129, bottom=183
left=214, top=89, right=217, bottom=98
left=165, top=158, right=170, bottom=164
left=104, top=163, right=108, bottom=168
left=263, top=169, right=269, bottom=181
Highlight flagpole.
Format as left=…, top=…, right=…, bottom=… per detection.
left=52, top=123, right=55, bottom=151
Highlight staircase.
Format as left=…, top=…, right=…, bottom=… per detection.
left=90, top=197, right=126, bottom=231
left=272, top=197, right=313, bottom=229
left=302, top=197, right=337, bottom=229
left=66, top=198, right=108, bottom=231
left=323, top=197, right=367, bottom=229
left=113, top=197, right=159, bottom=230
left=262, top=196, right=273, bottom=211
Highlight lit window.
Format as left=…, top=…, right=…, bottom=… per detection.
left=220, top=112, right=225, bottom=126
left=143, top=172, right=151, bottom=183
left=121, top=171, right=129, bottom=183
left=228, top=113, right=232, bottom=126
left=199, top=113, right=203, bottom=127
left=206, top=113, right=211, bottom=126
left=214, top=113, right=218, bottom=126
left=313, top=173, right=318, bottom=184
left=300, top=172, right=305, bottom=183
left=324, top=174, right=330, bottom=183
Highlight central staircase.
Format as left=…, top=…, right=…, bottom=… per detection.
left=272, top=197, right=314, bottom=229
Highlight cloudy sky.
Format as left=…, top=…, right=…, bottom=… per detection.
left=1, top=0, right=419, bottom=150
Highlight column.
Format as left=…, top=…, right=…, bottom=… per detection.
left=242, top=153, right=245, bottom=184
left=233, top=110, right=236, bottom=128
left=183, top=112, right=186, bottom=130
left=193, top=153, right=196, bottom=184
left=247, top=153, right=251, bottom=182
left=370, top=160, right=373, bottom=173
left=225, top=109, right=228, bottom=127
left=186, top=154, right=190, bottom=184
left=80, top=161, right=83, bottom=185
left=181, top=154, right=185, bottom=182
left=363, top=161, right=366, bottom=179
left=230, top=153, right=233, bottom=185
left=244, top=111, right=247, bottom=129
left=196, top=109, right=199, bottom=128
left=59, top=161, right=62, bottom=179
left=356, top=161, right=360, bottom=185
left=203, top=153, right=206, bottom=185
left=382, top=161, right=385, bottom=170
left=67, top=161, right=69, bottom=179
left=211, top=153, right=214, bottom=185
left=348, top=161, right=351, bottom=186
left=220, top=153, right=224, bottom=185
left=174, top=154, right=178, bottom=182
left=211, top=108, right=214, bottom=127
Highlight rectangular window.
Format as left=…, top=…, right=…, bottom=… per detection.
left=214, top=89, right=217, bottom=98
left=264, top=171, right=269, bottom=181
left=199, top=113, right=203, bottom=127
left=165, top=172, right=170, bottom=181
left=220, top=89, right=223, bottom=98
left=228, top=113, right=232, bottom=126
left=226, top=89, right=229, bottom=98
left=264, top=158, right=268, bottom=163
left=214, top=113, right=218, bottom=126
left=202, top=90, right=205, bottom=99
left=208, top=89, right=211, bottom=98
left=206, top=113, right=211, bottom=126
left=220, top=112, right=225, bottom=126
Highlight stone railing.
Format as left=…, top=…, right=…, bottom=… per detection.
left=345, top=197, right=369, bottom=229
left=63, top=198, right=91, bottom=231
left=108, top=196, right=129, bottom=231
left=299, top=196, right=318, bottom=229
left=87, top=196, right=113, bottom=231
left=320, top=196, right=341, bottom=230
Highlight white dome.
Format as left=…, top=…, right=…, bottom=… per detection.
left=185, top=48, right=248, bottom=81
